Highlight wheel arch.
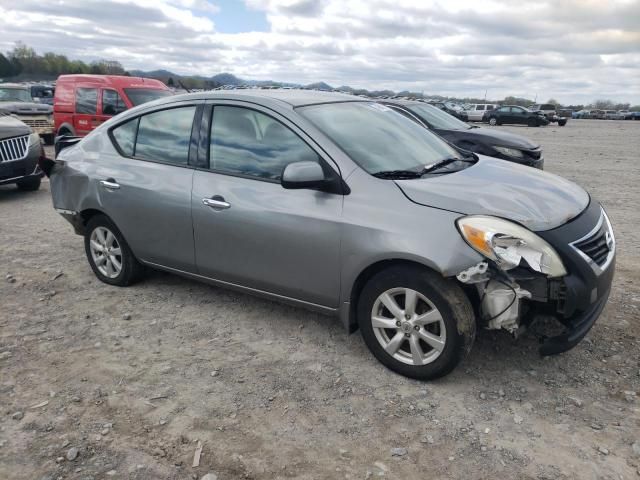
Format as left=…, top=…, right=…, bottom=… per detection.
left=57, top=122, right=76, bottom=136
left=343, top=258, right=445, bottom=333
left=77, top=208, right=108, bottom=235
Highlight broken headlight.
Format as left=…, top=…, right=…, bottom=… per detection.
left=456, top=216, right=567, bottom=277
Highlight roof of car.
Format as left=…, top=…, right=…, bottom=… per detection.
left=0, top=83, right=28, bottom=90
left=377, top=99, right=427, bottom=107
left=168, top=89, right=367, bottom=107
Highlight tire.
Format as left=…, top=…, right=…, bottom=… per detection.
left=16, top=177, right=41, bottom=191
left=527, top=118, right=537, bottom=127
left=42, top=134, right=54, bottom=145
left=84, top=214, right=144, bottom=286
left=488, top=117, right=498, bottom=126
left=358, top=265, right=476, bottom=380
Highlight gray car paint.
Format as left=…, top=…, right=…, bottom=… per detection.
left=395, top=155, right=589, bottom=231
left=0, top=114, right=31, bottom=140
left=50, top=90, right=589, bottom=329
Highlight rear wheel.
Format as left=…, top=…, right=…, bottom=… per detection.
left=84, top=215, right=143, bottom=286
left=488, top=117, right=498, bottom=126
left=42, top=134, right=54, bottom=145
left=358, top=266, right=476, bottom=380
left=16, top=177, right=41, bottom=191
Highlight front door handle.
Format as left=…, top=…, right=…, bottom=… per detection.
left=202, top=195, right=230, bottom=210
left=100, top=179, right=120, bottom=190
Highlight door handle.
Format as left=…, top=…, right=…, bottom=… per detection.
left=202, top=196, right=230, bottom=210
left=100, top=179, right=120, bottom=190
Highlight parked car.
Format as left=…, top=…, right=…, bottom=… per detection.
left=617, top=110, right=632, bottom=120
left=54, top=74, right=172, bottom=137
left=529, top=103, right=567, bottom=126
left=465, top=104, right=498, bottom=122
left=30, top=84, right=55, bottom=105
left=45, top=90, right=615, bottom=380
left=484, top=105, right=550, bottom=127
left=573, top=109, right=590, bottom=119
left=603, top=110, right=623, bottom=120
left=0, top=83, right=55, bottom=144
left=0, top=111, right=44, bottom=190
left=427, top=101, right=468, bottom=121
left=590, top=109, right=606, bottom=119
left=380, top=100, right=544, bottom=169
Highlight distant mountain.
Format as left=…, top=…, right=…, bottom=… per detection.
left=210, top=73, right=242, bottom=85
left=305, top=81, right=333, bottom=91
left=129, top=69, right=176, bottom=79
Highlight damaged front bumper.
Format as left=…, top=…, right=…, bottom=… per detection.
left=458, top=200, right=615, bottom=355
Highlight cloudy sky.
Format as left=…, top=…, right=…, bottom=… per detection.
left=1, top=0, right=639, bottom=104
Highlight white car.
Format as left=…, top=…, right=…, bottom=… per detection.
left=465, top=104, right=498, bottom=122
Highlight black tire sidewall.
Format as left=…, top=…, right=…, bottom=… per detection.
left=358, top=267, right=470, bottom=380
left=84, top=215, right=140, bottom=286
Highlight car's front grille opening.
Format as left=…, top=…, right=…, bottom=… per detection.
left=574, top=224, right=610, bottom=267
left=22, top=119, right=51, bottom=128
left=0, top=135, right=29, bottom=162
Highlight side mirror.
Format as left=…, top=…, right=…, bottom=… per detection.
left=281, top=161, right=326, bottom=190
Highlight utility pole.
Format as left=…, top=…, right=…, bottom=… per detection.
left=484, top=89, right=487, bottom=101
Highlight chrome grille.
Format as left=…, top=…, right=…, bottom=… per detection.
left=574, top=224, right=610, bottom=266
left=570, top=208, right=615, bottom=274
left=22, top=119, right=51, bottom=128
left=0, top=135, right=30, bottom=162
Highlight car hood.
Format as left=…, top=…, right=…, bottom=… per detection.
left=394, top=155, right=589, bottom=231
left=437, top=126, right=539, bottom=150
left=0, top=114, right=31, bottom=139
left=0, top=101, right=52, bottom=114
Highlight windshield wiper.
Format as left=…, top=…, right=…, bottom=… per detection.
left=372, top=169, right=424, bottom=179
left=373, top=155, right=475, bottom=179
left=422, top=157, right=465, bottom=174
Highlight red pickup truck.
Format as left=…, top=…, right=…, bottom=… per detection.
left=54, top=74, right=172, bottom=137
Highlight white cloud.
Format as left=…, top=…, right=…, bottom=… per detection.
left=1, top=0, right=639, bottom=103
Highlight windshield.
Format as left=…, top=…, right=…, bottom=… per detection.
left=123, top=88, right=172, bottom=106
left=407, top=103, right=471, bottom=130
left=0, top=88, right=32, bottom=103
left=298, top=102, right=462, bottom=174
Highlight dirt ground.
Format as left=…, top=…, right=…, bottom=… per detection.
left=1, top=119, right=639, bottom=480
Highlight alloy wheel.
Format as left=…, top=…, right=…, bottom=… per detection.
left=89, top=226, right=123, bottom=278
left=371, top=287, right=447, bottom=366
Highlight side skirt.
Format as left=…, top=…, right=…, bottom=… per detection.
left=141, top=260, right=339, bottom=317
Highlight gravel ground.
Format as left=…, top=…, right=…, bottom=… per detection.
left=1, top=119, right=639, bottom=480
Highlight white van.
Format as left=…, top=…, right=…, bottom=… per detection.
left=465, top=104, right=498, bottom=122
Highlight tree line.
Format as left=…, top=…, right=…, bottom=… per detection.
left=0, top=42, right=127, bottom=79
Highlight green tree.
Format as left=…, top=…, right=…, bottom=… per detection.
left=0, top=53, right=17, bottom=77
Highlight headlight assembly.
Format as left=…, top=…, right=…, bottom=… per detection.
left=493, top=146, right=524, bottom=158
left=456, top=215, right=567, bottom=277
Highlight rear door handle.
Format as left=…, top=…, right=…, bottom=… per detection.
left=100, top=179, right=120, bottom=190
left=202, top=195, right=230, bottom=210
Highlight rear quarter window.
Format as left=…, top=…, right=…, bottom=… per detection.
left=111, top=118, right=138, bottom=156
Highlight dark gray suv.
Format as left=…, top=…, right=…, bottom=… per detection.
left=46, top=90, right=615, bottom=380
left=0, top=112, right=44, bottom=190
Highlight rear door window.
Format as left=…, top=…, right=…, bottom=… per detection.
left=102, top=89, right=127, bottom=115
left=475, top=105, right=484, bottom=111
left=209, top=106, right=319, bottom=181
left=76, top=88, right=98, bottom=114
left=135, top=106, right=196, bottom=165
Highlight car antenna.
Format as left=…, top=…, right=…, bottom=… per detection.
left=177, top=80, right=191, bottom=93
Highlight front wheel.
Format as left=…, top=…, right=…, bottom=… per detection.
left=358, top=266, right=476, bottom=380
left=84, top=215, right=144, bottom=286
left=527, top=118, right=537, bottom=127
